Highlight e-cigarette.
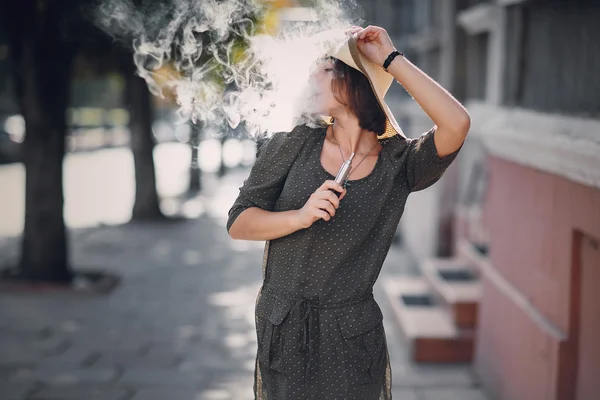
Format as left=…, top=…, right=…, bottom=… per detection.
left=331, top=152, right=355, bottom=198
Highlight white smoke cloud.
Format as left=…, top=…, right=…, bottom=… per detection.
left=95, top=0, right=363, bottom=139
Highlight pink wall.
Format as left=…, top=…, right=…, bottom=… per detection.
left=475, top=156, right=600, bottom=400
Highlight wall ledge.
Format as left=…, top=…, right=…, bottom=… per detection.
left=466, top=101, right=600, bottom=190
left=457, top=3, right=499, bottom=35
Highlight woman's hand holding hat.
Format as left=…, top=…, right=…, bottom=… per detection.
left=348, top=25, right=397, bottom=67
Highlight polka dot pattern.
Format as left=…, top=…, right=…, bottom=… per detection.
left=227, top=124, right=461, bottom=399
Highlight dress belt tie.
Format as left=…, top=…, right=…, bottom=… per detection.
left=293, top=292, right=374, bottom=384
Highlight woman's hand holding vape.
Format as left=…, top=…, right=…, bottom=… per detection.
left=295, top=180, right=347, bottom=228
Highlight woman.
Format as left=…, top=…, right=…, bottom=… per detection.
left=227, top=25, right=470, bottom=400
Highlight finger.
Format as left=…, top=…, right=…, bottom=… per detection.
left=325, top=190, right=341, bottom=208
left=364, top=30, right=379, bottom=41
left=315, top=199, right=336, bottom=217
left=361, top=26, right=380, bottom=40
left=317, top=209, right=330, bottom=221
left=315, top=198, right=335, bottom=213
left=313, top=189, right=341, bottom=208
left=319, top=180, right=344, bottom=194
left=339, top=188, right=347, bottom=201
left=359, top=25, right=374, bottom=39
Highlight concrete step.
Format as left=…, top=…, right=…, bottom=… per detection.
left=421, top=258, right=481, bottom=329
left=382, top=276, right=474, bottom=363
left=457, top=238, right=489, bottom=275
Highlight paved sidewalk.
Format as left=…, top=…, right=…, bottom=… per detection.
left=0, top=168, right=487, bottom=400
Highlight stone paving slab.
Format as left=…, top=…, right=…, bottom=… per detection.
left=0, top=326, right=51, bottom=340
left=199, top=374, right=255, bottom=400
left=420, top=387, right=488, bottom=400
left=128, top=389, right=202, bottom=400
left=1, top=361, right=85, bottom=376
left=36, top=346, right=96, bottom=366
left=390, top=388, right=420, bottom=400
left=128, top=388, right=251, bottom=400
left=90, top=349, right=181, bottom=369
left=9, top=366, right=117, bottom=385
left=391, top=364, right=476, bottom=388
left=177, top=344, right=253, bottom=374
left=0, top=384, right=38, bottom=400
left=126, top=373, right=255, bottom=400
left=128, top=387, right=254, bottom=400
left=0, top=336, right=70, bottom=365
left=0, top=365, right=19, bottom=381
left=117, top=367, right=201, bottom=388
left=59, top=338, right=148, bottom=354
left=27, top=385, right=130, bottom=400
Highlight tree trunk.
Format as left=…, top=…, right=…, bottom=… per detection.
left=188, top=124, right=202, bottom=194
left=6, top=2, right=74, bottom=282
left=217, top=135, right=227, bottom=178
left=125, top=71, right=163, bottom=220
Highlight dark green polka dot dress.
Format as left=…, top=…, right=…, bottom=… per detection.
left=227, top=124, right=461, bottom=400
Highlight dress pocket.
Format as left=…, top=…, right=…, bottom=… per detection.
left=335, top=299, right=387, bottom=385
left=255, top=290, right=295, bottom=375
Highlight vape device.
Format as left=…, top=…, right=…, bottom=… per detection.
left=331, top=152, right=355, bottom=197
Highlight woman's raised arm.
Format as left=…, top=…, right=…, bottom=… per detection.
left=353, top=25, right=471, bottom=157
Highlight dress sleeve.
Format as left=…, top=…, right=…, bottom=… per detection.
left=404, top=126, right=463, bottom=192
left=226, top=126, right=310, bottom=233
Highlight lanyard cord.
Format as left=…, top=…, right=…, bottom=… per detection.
left=331, top=125, right=379, bottom=181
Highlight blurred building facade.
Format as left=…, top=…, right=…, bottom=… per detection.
left=360, top=0, right=600, bottom=399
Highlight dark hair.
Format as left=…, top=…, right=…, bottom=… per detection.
left=329, top=57, right=387, bottom=135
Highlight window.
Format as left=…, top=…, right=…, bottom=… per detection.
left=465, top=32, right=489, bottom=101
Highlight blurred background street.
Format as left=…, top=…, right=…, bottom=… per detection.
left=1, top=0, right=599, bottom=400
left=0, top=136, right=256, bottom=236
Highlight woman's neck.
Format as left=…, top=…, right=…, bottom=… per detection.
left=327, top=117, right=380, bottom=156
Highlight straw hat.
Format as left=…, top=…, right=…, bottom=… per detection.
left=311, top=29, right=406, bottom=140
